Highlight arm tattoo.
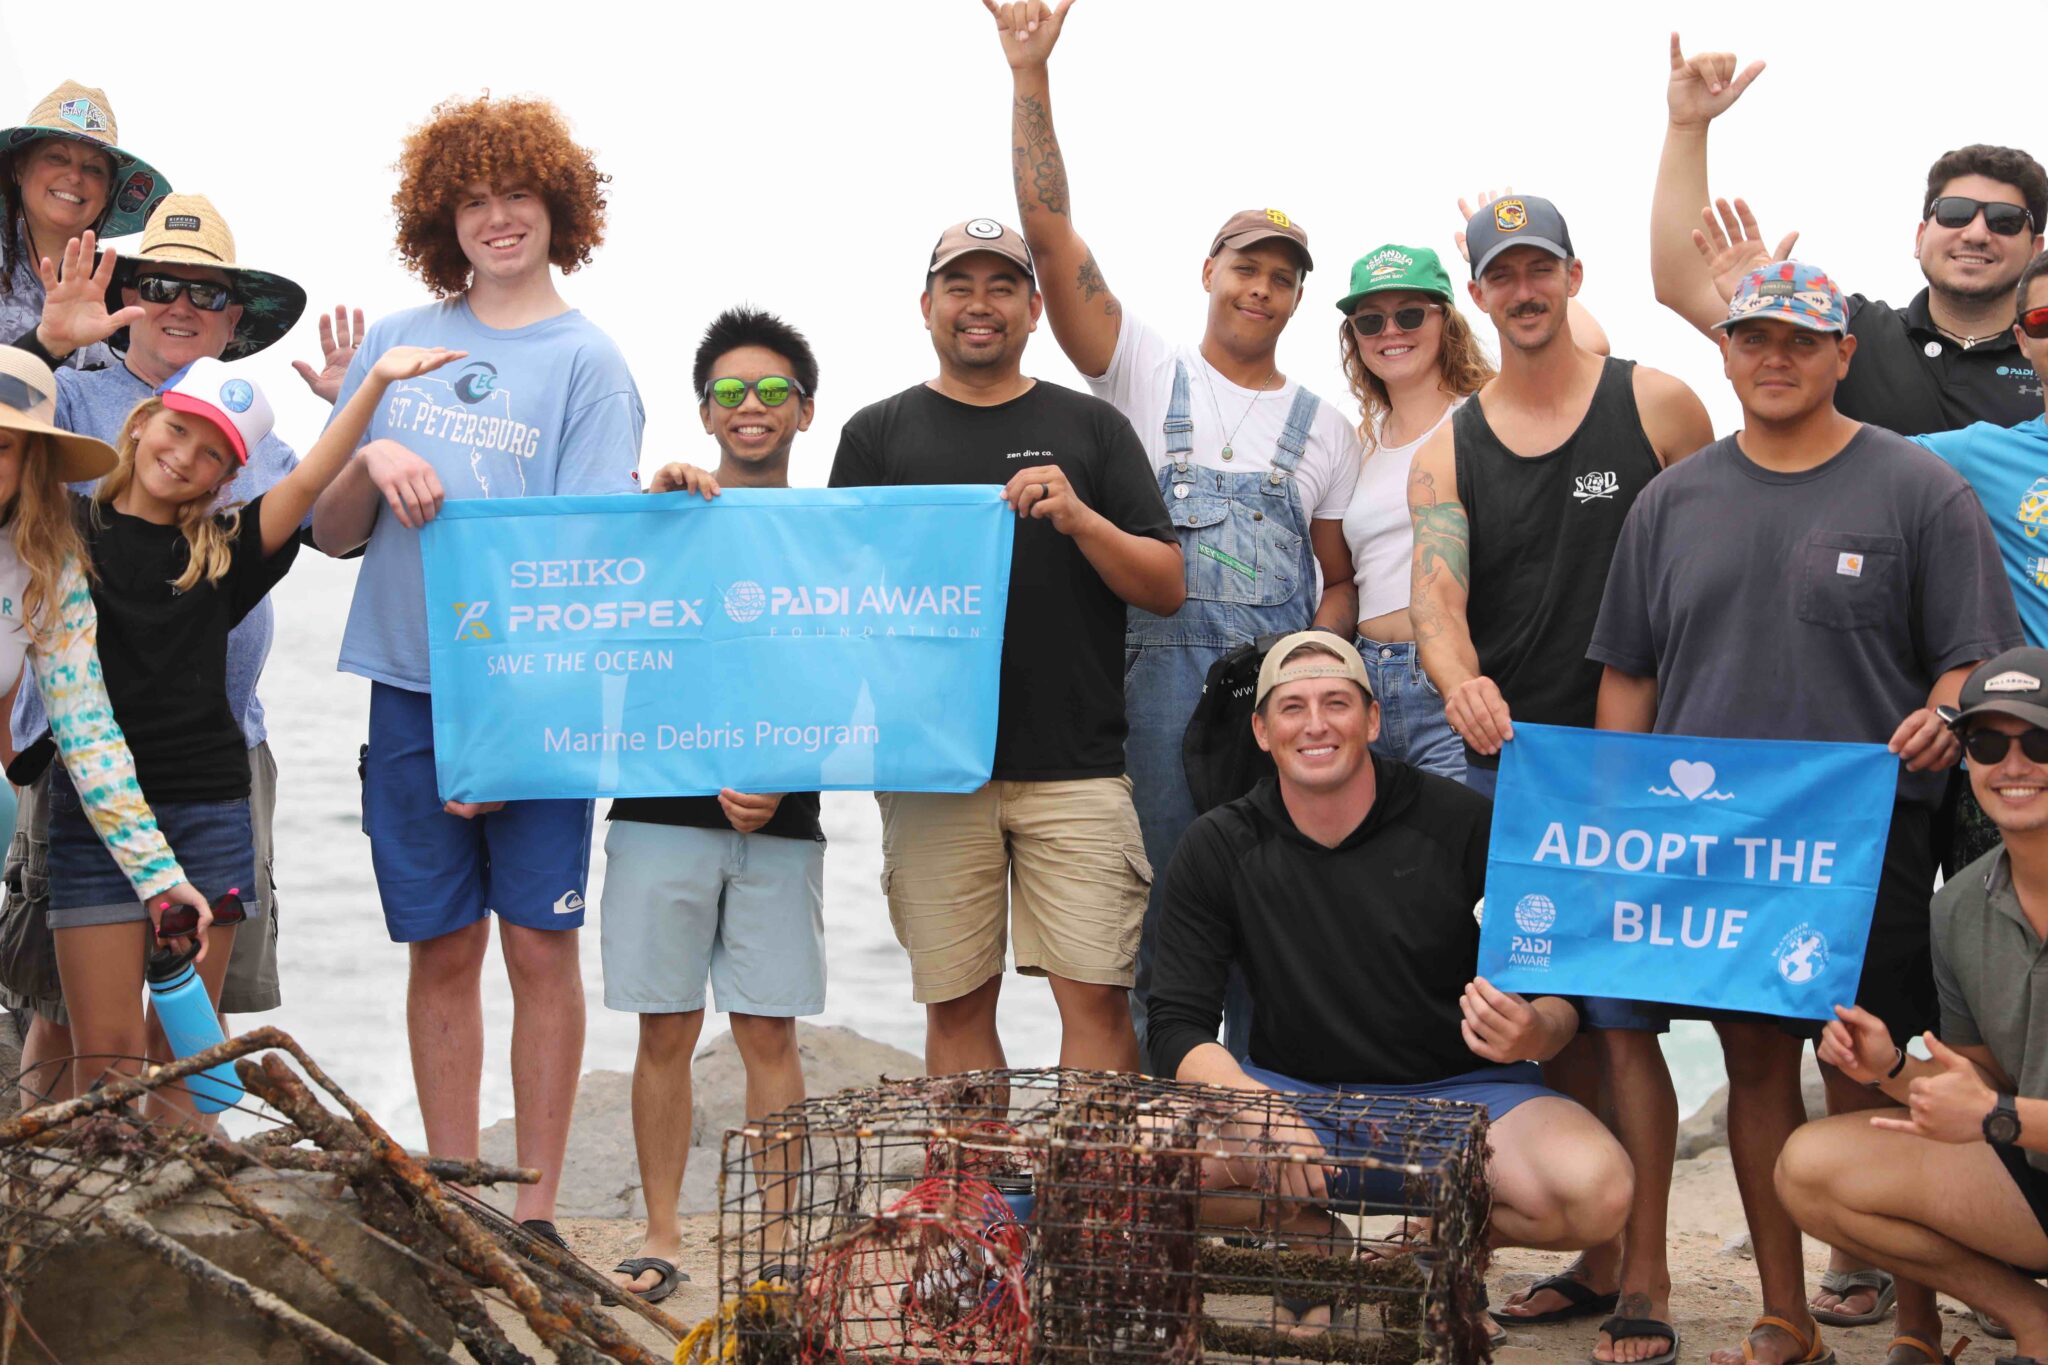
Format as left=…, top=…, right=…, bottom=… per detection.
left=1012, top=95, right=1069, bottom=217
left=1078, top=252, right=1120, bottom=319
left=1408, top=469, right=1471, bottom=594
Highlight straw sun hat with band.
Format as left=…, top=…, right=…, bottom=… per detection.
left=104, top=194, right=307, bottom=362
left=0, top=346, right=118, bottom=482
left=1, top=81, right=169, bottom=240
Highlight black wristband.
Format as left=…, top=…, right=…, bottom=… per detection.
left=1865, top=1045, right=1906, bottom=1089
left=7, top=326, right=60, bottom=369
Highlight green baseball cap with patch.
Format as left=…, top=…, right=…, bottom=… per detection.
left=1336, top=245, right=1455, bottom=315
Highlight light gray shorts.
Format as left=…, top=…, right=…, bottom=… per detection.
left=598, top=820, right=825, bottom=1017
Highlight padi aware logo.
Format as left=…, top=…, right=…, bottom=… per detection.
left=724, top=581, right=768, bottom=623
left=1512, top=894, right=1556, bottom=934
left=451, top=601, right=493, bottom=641
left=1507, top=893, right=1553, bottom=969
left=218, top=379, right=255, bottom=414
left=1774, top=924, right=1829, bottom=985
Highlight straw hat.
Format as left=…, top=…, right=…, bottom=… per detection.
left=0, top=348, right=118, bottom=483
left=1, top=81, right=170, bottom=238
left=108, top=194, right=307, bottom=361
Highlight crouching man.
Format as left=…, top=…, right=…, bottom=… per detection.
left=1146, top=632, right=1632, bottom=1337
left=1779, top=648, right=2048, bottom=1365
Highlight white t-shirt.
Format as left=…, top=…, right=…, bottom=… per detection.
left=1343, top=399, right=1463, bottom=625
left=0, top=541, right=29, bottom=692
left=1086, top=316, right=1361, bottom=523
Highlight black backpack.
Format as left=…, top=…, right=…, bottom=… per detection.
left=1180, top=632, right=1293, bottom=814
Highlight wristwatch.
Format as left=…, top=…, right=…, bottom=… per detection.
left=1985, top=1093, right=2023, bottom=1147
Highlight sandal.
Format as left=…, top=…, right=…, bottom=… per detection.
left=1889, top=1334, right=1969, bottom=1365
left=1977, top=1310, right=2015, bottom=1343
left=1495, top=1271, right=1621, bottom=1325
left=612, top=1256, right=686, bottom=1304
left=1593, top=1314, right=1681, bottom=1365
left=1811, top=1267, right=1896, bottom=1327
left=1737, top=1315, right=1832, bottom=1365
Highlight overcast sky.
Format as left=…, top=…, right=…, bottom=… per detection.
left=2, top=0, right=2033, bottom=476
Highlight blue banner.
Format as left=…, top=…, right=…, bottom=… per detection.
left=418, top=487, right=1014, bottom=802
left=1477, top=724, right=1898, bottom=1020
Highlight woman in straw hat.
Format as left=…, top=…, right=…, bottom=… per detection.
left=0, top=82, right=169, bottom=369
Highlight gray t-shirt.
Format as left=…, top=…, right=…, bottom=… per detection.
left=1932, top=851, right=2048, bottom=1172
left=1588, top=426, right=2024, bottom=807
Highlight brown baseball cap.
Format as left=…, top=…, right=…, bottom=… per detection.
left=929, top=218, right=1034, bottom=278
left=1210, top=208, right=1313, bottom=271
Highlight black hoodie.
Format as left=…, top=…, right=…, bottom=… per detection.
left=1147, top=756, right=1501, bottom=1083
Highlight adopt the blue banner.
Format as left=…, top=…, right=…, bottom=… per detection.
left=1477, top=724, right=1898, bottom=1021
left=419, top=487, right=1014, bottom=802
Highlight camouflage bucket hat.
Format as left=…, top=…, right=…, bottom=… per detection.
left=105, top=194, right=306, bottom=361
left=1, top=81, right=170, bottom=238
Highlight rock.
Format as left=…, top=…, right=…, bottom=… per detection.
left=1719, top=1231, right=1754, bottom=1259
left=481, top=1023, right=922, bottom=1220
left=18, top=1166, right=454, bottom=1364
left=1675, top=1051, right=1828, bottom=1158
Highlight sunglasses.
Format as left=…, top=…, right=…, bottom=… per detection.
left=1962, top=727, right=2048, bottom=765
left=134, top=273, right=236, bottom=312
left=2019, top=306, right=2048, bottom=340
left=1350, top=304, right=1441, bottom=337
left=705, top=376, right=805, bottom=408
left=155, top=890, right=247, bottom=942
left=1927, top=196, right=2037, bottom=237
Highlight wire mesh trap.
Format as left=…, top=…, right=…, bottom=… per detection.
left=707, top=1068, right=1493, bottom=1365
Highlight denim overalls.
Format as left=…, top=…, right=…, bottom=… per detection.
left=1128, top=359, right=1320, bottom=1063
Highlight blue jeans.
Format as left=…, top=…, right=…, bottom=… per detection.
left=1358, top=638, right=1464, bottom=780
left=1461, top=764, right=1498, bottom=799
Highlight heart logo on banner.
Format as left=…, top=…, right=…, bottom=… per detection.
left=1669, top=761, right=1717, bottom=801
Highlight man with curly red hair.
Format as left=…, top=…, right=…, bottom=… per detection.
left=311, top=94, right=643, bottom=1251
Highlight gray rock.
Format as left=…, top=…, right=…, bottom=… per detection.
left=481, top=1022, right=922, bottom=1220
left=1675, top=1051, right=1828, bottom=1158
left=18, top=1166, right=454, bottom=1364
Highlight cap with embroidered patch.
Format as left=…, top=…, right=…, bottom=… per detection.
left=1254, top=631, right=1373, bottom=710
left=1714, top=259, right=1849, bottom=335
left=1211, top=208, right=1313, bottom=272
left=929, top=218, right=1034, bottom=278
left=1336, top=244, right=1455, bottom=314
left=1952, top=647, right=2048, bottom=731
left=1463, top=195, right=1573, bottom=278
left=158, top=357, right=273, bottom=465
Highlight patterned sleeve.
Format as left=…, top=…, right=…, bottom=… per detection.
left=26, top=555, right=185, bottom=899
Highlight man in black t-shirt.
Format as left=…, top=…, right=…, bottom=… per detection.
left=828, top=218, right=1182, bottom=1077
left=597, top=308, right=826, bottom=1303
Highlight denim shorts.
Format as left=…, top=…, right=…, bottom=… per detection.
left=44, top=769, right=258, bottom=931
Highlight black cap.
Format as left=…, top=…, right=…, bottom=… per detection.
left=1951, top=647, right=2048, bottom=730
left=1463, top=195, right=1574, bottom=278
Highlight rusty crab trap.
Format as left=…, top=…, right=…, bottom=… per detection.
left=701, top=1068, right=1492, bottom=1365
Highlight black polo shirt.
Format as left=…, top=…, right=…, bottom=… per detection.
left=1835, top=289, right=2043, bottom=437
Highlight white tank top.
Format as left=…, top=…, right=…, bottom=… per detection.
left=1341, top=399, right=1461, bottom=624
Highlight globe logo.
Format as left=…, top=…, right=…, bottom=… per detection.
left=218, top=378, right=255, bottom=413
left=1513, top=894, right=1556, bottom=935
left=723, top=580, right=767, bottom=623
left=1774, top=925, right=1828, bottom=985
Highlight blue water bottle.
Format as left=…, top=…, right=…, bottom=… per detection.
left=145, top=892, right=245, bottom=1113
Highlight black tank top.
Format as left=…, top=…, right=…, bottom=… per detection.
left=1452, top=356, right=1664, bottom=768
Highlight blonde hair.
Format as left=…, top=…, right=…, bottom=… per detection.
left=6, top=431, right=92, bottom=631
left=1339, top=302, right=1496, bottom=454
left=96, top=398, right=241, bottom=593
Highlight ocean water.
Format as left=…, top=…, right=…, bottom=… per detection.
left=259, top=555, right=1728, bottom=1148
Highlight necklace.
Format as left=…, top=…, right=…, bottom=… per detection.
left=1200, top=361, right=1278, bottom=462
left=1930, top=319, right=2002, bottom=350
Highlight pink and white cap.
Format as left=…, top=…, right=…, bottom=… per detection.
left=157, top=356, right=272, bottom=465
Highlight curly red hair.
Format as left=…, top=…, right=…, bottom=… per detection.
left=391, top=94, right=609, bottom=297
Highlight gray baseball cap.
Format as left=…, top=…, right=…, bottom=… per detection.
left=1464, top=195, right=1575, bottom=278
left=1951, top=647, right=2048, bottom=730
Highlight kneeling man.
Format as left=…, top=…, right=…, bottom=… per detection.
left=1146, top=632, right=1631, bottom=1336
left=1779, top=648, right=2048, bottom=1365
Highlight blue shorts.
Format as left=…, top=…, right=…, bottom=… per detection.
left=362, top=682, right=594, bottom=943
left=45, top=771, right=258, bottom=930
left=1241, top=1061, right=1558, bottom=1210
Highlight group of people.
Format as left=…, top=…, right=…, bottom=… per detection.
left=3, top=5, right=2048, bottom=1360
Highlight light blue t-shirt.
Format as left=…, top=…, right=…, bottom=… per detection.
left=330, top=298, right=643, bottom=690
left=9, top=359, right=298, bottom=751
left=0, top=225, right=115, bottom=373
left=1915, top=415, right=2048, bottom=647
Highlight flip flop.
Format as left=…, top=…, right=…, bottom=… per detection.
left=1737, top=1315, right=1832, bottom=1365
left=1495, top=1272, right=1622, bottom=1325
left=612, top=1256, right=686, bottom=1304
left=1811, top=1267, right=1897, bottom=1327
left=1889, top=1333, right=1970, bottom=1365
left=1594, top=1314, right=1681, bottom=1365
left=1978, top=1309, right=2016, bottom=1342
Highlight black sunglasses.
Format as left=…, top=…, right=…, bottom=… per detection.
left=1350, top=304, right=1441, bottom=337
left=1962, top=726, right=2048, bottom=765
left=1928, top=196, right=2036, bottom=237
left=134, top=273, right=235, bottom=312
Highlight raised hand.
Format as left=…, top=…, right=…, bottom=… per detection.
left=34, top=231, right=145, bottom=358
left=1453, top=187, right=1513, bottom=264
left=1817, top=1004, right=1897, bottom=1085
left=1692, top=197, right=1800, bottom=304
left=1667, top=31, right=1764, bottom=129
left=1869, top=1034, right=1997, bottom=1144
left=646, top=462, right=722, bottom=498
left=292, top=305, right=367, bottom=405
left=369, top=345, right=467, bottom=385
left=983, top=0, right=1075, bottom=68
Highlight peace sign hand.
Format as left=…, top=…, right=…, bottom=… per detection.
left=983, top=0, right=1076, bottom=69
left=33, top=231, right=145, bottom=360
left=1868, top=1033, right=1997, bottom=1144
left=1667, top=32, right=1764, bottom=129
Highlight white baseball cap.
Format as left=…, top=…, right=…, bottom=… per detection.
left=158, top=356, right=272, bottom=465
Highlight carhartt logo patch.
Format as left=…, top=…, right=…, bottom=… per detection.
left=1984, top=670, right=2042, bottom=694
left=1836, top=552, right=1863, bottom=577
